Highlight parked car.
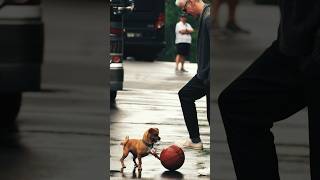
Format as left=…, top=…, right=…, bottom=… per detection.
left=110, top=22, right=124, bottom=102
left=110, top=0, right=134, bottom=102
left=122, top=0, right=166, bottom=60
left=0, top=0, right=44, bottom=131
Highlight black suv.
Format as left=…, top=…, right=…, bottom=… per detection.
left=123, top=0, right=165, bottom=60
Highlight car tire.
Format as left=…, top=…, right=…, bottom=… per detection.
left=0, top=93, right=22, bottom=131
left=111, top=91, right=117, bottom=103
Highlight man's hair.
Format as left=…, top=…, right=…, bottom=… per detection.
left=175, top=0, right=201, bottom=7
left=175, top=0, right=187, bottom=7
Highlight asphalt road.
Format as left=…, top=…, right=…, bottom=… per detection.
left=0, top=1, right=107, bottom=180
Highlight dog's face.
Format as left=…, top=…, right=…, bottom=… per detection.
left=147, top=128, right=161, bottom=143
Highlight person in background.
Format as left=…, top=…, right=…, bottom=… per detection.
left=213, top=0, right=249, bottom=33
left=175, top=0, right=211, bottom=150
left=175, top=13, right=194, bottom=72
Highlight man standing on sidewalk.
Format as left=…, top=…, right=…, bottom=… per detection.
left=175, top=0, right=211, bottom=150
left=218, top=0, right=320, bottom=179
left=175, top=13, right=194, bottom=72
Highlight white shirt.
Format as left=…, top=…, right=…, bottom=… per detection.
left=175, top=21, right=193, bottom=44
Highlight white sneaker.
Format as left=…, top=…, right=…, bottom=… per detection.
left=178, top=138, right=203, bottom=150
left=198, top=167, right=210, bottom=176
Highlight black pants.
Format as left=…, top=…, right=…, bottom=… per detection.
left=179, top=75, right=210, bottom=140
left=218, top=41, right=320, bottom=180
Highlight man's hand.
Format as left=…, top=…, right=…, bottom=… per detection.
left=179, top=29, right=193, bottom=34
left=186, top=28, right=194, bottom=34
left=179, top=29, right=188, bottom=34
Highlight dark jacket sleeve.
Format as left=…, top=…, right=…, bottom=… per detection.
left=202, top=10, right=211, bottom=85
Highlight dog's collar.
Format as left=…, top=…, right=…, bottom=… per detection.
left=142, top=140, right=153, bottom=148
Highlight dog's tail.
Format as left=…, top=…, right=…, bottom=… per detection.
left=120, top=136, right=129, bottom=146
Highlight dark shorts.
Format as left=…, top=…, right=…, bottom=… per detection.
left=176, top=43, right=191, bottom=57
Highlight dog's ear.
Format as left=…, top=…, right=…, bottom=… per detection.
left=148, top=128, right=159, bottom=134
left=148, top=128, right=154, bottom=133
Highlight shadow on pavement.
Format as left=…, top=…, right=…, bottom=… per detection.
left=161, top=170, right=184, bottom=179
left=0, top=133, right=36, bottom=180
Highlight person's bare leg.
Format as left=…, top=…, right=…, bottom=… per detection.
left=181, top=56, right=188, bottom=72
left=226, top=0, right=237, bottom=24
left=225, top=0, right=250, bottom=33
left=175, top=54, right=180, bottom=70
left=213, top=0, right=222, bottom=28
left=181, top=55, right=185, bottom=71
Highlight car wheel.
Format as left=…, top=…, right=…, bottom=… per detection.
left=0, top=93, right=22, bottom=131
left=110, top=91, right=117, bottom=102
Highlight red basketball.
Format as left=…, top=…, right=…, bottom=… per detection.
left=160, top=145, right=185, bottom=171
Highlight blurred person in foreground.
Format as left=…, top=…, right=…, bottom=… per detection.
left=175, top=0, right=211, bottom=150
left=175, top=13, right=194, bottom=72
left=213, top=0, right=249, bottom=34
left=218, top=0, right=320, bottom=179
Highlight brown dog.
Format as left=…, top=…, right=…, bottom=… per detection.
left=120, top=128, right=161, bottom=170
